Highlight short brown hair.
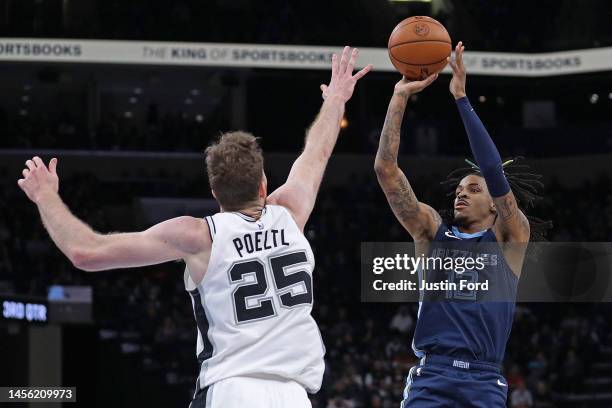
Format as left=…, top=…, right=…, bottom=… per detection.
left=205, top=131, right=264, bottom=210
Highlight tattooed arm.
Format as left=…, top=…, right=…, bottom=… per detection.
left=374, top=75, right=442, bottom=242
left=491, top=193, right=530, bottom=242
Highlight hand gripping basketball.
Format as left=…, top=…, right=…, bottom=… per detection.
left=393, top=73, right=438, bottom=98
left=320, top=46, right=373, bottom=102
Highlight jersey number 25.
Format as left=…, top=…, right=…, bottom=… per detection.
left=228, top=251, right=313, bottom=324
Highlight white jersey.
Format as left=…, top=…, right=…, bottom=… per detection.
left=184, top=205, right=325, bottom=394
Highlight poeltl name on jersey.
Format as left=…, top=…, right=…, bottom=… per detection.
left=233, top=228, right=290, bottom=257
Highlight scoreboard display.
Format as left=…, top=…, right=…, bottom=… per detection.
left=1, top=296, right=48, bottom=324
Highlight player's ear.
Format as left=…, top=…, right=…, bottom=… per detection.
left=211, top=190, right=217, bottom=200
left=490, top=202, right=497, bottom=214
left=259, top=175, right=267, bottom=198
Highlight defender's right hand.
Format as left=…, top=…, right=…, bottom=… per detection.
left=394, top=74, right=438, bottom=98
left=320, top=46, right=373, bottom=103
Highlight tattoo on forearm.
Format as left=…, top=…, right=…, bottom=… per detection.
left=375, top=95, right=440, bottom=238
left=387, top=173, right=419, bottom=222
left=376, top=96, right=407, bottom=164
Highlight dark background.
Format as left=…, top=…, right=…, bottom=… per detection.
left=1, top=1, right=612, bottom=407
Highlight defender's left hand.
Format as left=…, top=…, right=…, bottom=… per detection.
left=320, top=46, right=373, bottom=102
left=448, top=41, right=467, bottom=100
left=18, top=157, right=59, bottom=203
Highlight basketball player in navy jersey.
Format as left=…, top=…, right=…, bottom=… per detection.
left=375, top=41, right=534, bottom=407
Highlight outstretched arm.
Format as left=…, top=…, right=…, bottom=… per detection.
left=268, top=46, right=372, bottom=230
left=374, top=75, right=442, bottom=242
left=448, top=42, right=530, bottom=243
left=18, top=157, right=210, bottom=271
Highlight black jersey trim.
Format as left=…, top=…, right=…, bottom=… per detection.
left=232, top=206, right=267, bottom=222
left=189, top=380, right=210, bottom=408
left=204, top=217, right=213, bottom=241
left=209, top=216, right=217, bottom=235
left=188, top=288, right=214, bottom=365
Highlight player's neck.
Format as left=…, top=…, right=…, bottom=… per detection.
left=223, top=200, right=266, bottom=219
left=454, top=219, right=493, bottom=234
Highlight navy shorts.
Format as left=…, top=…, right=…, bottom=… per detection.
left=400, top=355, right=508, bottom=408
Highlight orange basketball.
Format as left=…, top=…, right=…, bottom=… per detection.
left=388, top=16, right=452, bottom=80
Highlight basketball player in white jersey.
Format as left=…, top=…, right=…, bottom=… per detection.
left=17, top=46, right=371, bottom=407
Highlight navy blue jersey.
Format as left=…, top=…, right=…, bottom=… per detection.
left=411, top=224, right=518, bottom=365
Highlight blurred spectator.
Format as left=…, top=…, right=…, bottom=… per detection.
left=506, top=364, right=525, bottom=389
left=559, top=349, right=584, bottom=392
left=511, top=381, right=534, bottom=408
left=533, top=381, right=554, bottom=408
left=389, top=306, right=414, bottom=334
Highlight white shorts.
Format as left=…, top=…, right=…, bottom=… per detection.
left=189, top=376, right=312, bottom=408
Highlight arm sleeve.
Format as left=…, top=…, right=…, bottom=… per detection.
left=455, top=96, right=510, bottom=197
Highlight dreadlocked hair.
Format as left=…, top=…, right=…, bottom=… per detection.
left=440, top=156, right=553, bottom=241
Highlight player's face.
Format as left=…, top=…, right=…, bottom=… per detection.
left=453, top=174, right=495, bottom=225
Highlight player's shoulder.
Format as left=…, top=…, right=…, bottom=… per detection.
left=267, top=204, right=299, bottom=220
left=265, top=204, right=291, bottom=215
left=265, top=204, right=303, bottom=230
left=172, top=215, right=212, bottom=250
left=167, top=215, right=210, bottom=231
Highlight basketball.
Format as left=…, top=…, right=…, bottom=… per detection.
left=388, top=16, right=452, bottom=80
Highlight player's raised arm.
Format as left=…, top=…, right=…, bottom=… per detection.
left=448, top=42, right=530, bottom=243
left=267, top=46, right=372, bottom=231
left=374, top=75, right=442, bottom=242
left=17, top=157, right=210, bottom=271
